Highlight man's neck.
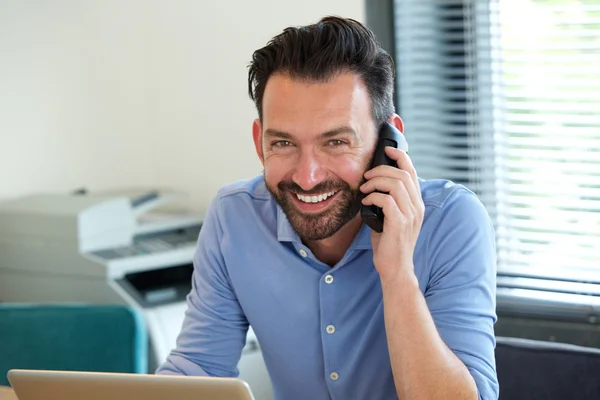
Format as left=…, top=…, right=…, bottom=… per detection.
left=303, top=215, right=364, bottom=267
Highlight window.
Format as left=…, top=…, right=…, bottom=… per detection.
left=393, top=0, right=600, bottom=286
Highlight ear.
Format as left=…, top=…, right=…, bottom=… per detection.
left=387, top=113, right=405, bottom=134
left=252, top=118, right=264, bottom=165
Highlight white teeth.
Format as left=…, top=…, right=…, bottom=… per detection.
left=296, top=191, right=336, bottom=203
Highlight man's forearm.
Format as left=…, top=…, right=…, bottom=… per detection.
left=381, top=270, right=478, bottom=400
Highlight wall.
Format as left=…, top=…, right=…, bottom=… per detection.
left=0, top=0, right=365, bottom=214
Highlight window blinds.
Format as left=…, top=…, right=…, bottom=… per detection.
left=394, top=0, right=600, bottom=283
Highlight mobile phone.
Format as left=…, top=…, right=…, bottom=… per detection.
left=360, top=122, right=409, bottom=233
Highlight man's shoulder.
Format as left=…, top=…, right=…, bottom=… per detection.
left=209, top=175, right=277, bottom=231
left=214, top=174, right=271, bottom=203
left=419, top=178, right=481, bottom=211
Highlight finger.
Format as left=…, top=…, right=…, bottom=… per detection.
left=361, top=192, right=406, bottom=230
left=383, top=146, right=420, bottom=190
left=360, top=176, right=414, bottom=217
left=363, top=166, right=422, bottom=210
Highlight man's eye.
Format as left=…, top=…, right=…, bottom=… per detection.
left=328, top=139, right=345, bottom=146
left=273, top=140, right=293, bottom=148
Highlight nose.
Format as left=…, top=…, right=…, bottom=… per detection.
left=292, top=150, right=326, bottom=191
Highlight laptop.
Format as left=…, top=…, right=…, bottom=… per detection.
left=7, top=369, right=256, bottom=400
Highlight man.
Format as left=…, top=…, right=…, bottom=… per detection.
left=157, top=16, right=499, bottom=400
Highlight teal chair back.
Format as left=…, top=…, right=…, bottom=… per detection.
left=0, top=303, right=148, bottom=386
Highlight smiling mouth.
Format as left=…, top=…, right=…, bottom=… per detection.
left=295, top=191, right=337, bottom=203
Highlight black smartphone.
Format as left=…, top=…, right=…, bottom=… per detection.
left=360, top=122, right=409, bottom=233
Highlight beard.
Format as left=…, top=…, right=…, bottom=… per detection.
left=265, top=175, right=366, bottom=241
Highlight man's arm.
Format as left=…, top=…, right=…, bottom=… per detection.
left=381, top=274, right=479, bottom=400
left=382, top=189, right=498, bottom=399
left=360, top=146, right=498, bottom=400
left=156, top=193, right=249, bottom=376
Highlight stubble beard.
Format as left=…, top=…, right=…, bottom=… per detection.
left=265, top=176, right=366, bottom=241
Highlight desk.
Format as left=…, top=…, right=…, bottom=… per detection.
left=0, top=386, right=16, bottom=400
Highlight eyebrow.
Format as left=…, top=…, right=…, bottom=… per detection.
left=264, top=126, right=358, bottom=141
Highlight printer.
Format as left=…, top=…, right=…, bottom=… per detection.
left=0, top=188, right=273, bottom=400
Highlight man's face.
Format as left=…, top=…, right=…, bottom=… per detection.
left=252, top=72, right=378, bottom=241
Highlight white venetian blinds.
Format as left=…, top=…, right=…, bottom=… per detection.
left=394, top=0, right=600, bottom=281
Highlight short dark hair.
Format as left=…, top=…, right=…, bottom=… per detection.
left=247, top=16, right=395, bottom=127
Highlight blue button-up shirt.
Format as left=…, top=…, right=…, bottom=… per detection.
left=156, top=175, right=499, bottom=399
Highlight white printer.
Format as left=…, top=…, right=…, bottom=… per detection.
left=0, top=188, right=273, bottom=400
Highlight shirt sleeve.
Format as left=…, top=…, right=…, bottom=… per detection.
left=424, top=187, right=499, bottom=400
left=155, top=192, right=249, bottom=377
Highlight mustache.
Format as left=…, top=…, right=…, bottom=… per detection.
left=277, top=180, right=348, bottom=196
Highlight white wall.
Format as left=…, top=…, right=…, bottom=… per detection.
left=0, top=0, right=365, bottom=214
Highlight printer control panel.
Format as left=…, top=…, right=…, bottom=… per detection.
left=89, top=224, right=201, bottom=260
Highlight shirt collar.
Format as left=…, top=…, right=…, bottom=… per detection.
left=276, top=205, right=301, bottom=243
left=276, top=204, right=373, bottom=250
left=352, top=222, right=373, bottom=249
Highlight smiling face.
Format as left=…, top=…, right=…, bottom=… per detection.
left=252, top=71, right=379, bottom=241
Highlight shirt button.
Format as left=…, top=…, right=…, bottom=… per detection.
left=329, top=372, right=339, bottom=381
left=324, top=275, right=334, bottom=284
left=299, top=249, right=308, bottom=257
left=326, top=325, right=335, bottom=334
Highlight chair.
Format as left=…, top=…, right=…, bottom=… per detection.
left=0, top=303, right=148, bottom=386
left=495, top=336, right=600, bottom=400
